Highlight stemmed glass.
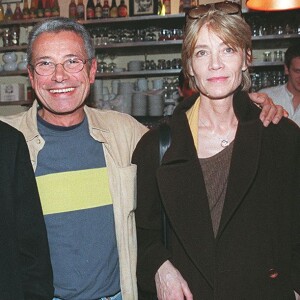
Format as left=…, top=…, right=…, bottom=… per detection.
left=108, top=53, right=117, bottom=72
left=97, top=53, right=107, bottom=73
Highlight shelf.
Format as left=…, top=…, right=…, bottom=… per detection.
left=0, top=45, right=28, bottom=52
left=251, top=33, right=300, bottom=41
left=251, top=61, right=284, bottom=67
left=96, top=69, right=181, bottom=79
left=80, top=13, right=185, bottom=29
left=0, top=70, right=27, bottom=76
left=96, top=40, right=182, bottom=55
left=0, top=100, right=32, bottom=106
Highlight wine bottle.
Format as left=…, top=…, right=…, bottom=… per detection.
left=95, top=0, right=102, bottom=18
left=117, top=0, right=127, bottom=17
left=13, top=2, right=23, bottom=20
left=163, top=0, right=170, bottom=14
left=44, top=0, right=52, bottom=18
left=4, top=3, right=13, bottom=21
left=0, top=0, right=4, bottom=22
left=29, top=0, right=37, bottom=19
left=22, top=0, right=30, bottom=19
left=109, top=0, right=118, bottom=18
left=51, top=0, right=60, bottom=17
left=102, top=0, right=109, bottom=18
left=86, top=0, right=95, bottom=19
left=77, top=0, right=85, bottom=20
left=37, top=0, right=44, bottom=18
left=69, top=0, right=77, bottom=19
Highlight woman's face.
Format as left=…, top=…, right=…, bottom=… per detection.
left=138, top=0, right=152, bottom=11
left=189, top=24, right=247, bottom=100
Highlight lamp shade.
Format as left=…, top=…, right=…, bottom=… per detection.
left=246, top=0, right=300, bottom=11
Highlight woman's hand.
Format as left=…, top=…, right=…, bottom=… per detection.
left=248, top=92, right=289, bottom=127
left=155, top=260, right=193, bottom=300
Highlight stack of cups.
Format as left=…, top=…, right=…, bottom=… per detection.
left=132, top=78, right=148, bottom=116
left=118, top=82, right=134, bottom=114
left=148, top=78, right=164, bottom=116
left=92, top=79, right=103, bottom=106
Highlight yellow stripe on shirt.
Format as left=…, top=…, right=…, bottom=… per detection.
left=36, top=168, right=112, bottom=215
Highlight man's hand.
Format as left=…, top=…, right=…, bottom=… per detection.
left=155, top=260, right=193, bottom=300
left=249, top=92, right=289, bottom=127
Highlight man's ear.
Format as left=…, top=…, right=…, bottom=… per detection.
left=27, top=66, right=35, bottom=89
left=89, top=58, right=98, bottom=84
left=284, top=64, right=289, bottom=76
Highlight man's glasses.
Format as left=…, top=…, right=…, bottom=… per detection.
left=31, top=58, right=90, bottom=76
left=187, top=1, right=241, bottom=19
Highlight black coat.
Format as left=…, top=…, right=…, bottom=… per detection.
left=132, top=91, right=300, bottom=299
left=0, top=121, right=54, bottom=300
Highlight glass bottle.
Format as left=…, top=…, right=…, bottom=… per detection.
left=157, top=0, right=165, bottom=15
left=0, top=0, right=4, bottom=22
left=117, top=0, right=127, bottom=17
left=86, top=0, right=95, bottom=19
left=22, top=0, right=30, bottom=19
left=37, top=0, right=44, bottom=18
left=69, top=0, right=77, bottom=19
left=179, top=0, right=184, bottom=13
left=44, top=0, right=52, bottom=17
left=51, top=0, right=60, bottom=17
left=102, top=0, right=110, bottom=18
left=13, top=2, right=23, bottom=20
left=109, top=0, right=118, bottom=18
left=29, top=0, right=37, bottom=19
left=182, top=0, right=191, bottom=12
left=163, top=0, right=170, bottom=14
left=95, top=0, right=102, bottom=19
left=4, top=3, right=13, bottom=21
left=77, top=0, right=85, bottom=20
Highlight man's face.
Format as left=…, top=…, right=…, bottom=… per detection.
left=28, top=31, right=97, bottom=122
left=285, top=57, right=300, bottom=94
left=139, top=0, right=152, bottom=11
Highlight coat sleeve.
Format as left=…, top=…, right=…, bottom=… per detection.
left=14, top=132, right=54, bottom=300
left=291, top=128, right=300, bottom=294
left=132, top=129, right=171, bottom=295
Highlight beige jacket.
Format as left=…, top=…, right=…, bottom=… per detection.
left=0, top=101, right=148, bottom=300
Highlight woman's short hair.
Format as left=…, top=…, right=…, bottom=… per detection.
left=182, top=10, right=252, bottom=92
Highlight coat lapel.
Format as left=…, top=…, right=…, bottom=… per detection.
left=157, top=109, right=215, bottom=287
left=217, top=109, right=264, bottom=239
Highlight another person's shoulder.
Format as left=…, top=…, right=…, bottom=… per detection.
left=258, top=84, right=286, bottom=97
left=85, top=106, right=148, bottom=134
left=0, top=120, right=22, bottom=139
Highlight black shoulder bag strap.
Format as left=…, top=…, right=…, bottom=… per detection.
left=158, top=122, right=171, bottom=249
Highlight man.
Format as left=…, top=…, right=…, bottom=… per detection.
left=259, top=44, right=300, bottom=126
left=0, top=121, right=53, bottom=300
left=0, top=17, right=287, bottom=300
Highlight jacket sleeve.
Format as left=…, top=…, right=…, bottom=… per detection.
left=132, top=129, right=171, bottom=295
left=291, top=128, right=300, bottom=294
left=14, top=132, right=54, bottom=300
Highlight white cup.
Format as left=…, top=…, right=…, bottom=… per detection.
left=152, top=79, right=163, bottom=90
left=148, top=94, right=164, bottom=116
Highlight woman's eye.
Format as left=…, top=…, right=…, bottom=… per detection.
left=224, top=47, right=235, bottom=53
left=196, top=50, right=207, bottom=57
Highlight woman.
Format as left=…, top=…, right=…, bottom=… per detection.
left=132, top=3, right=300, bottom=300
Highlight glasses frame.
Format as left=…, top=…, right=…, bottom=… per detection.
left=31, top=58, right=91, bottom=76
left=187, top=1, right=241, bottom=20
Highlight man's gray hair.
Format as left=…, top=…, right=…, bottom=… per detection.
left=27, top=17, right=95, bottom=65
